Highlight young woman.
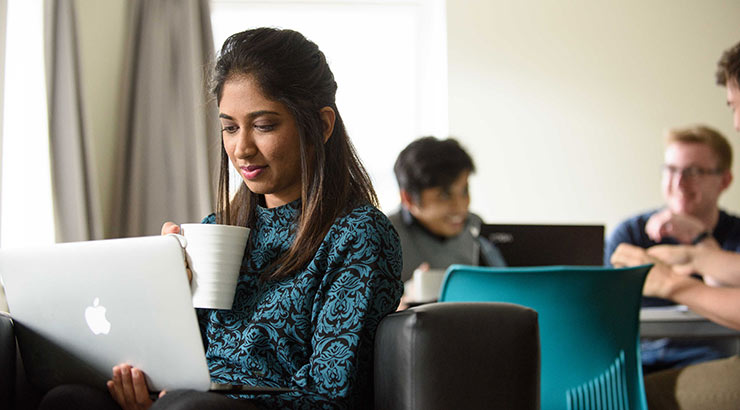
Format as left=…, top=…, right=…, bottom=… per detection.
left=42, top=28, right=403, bottom=410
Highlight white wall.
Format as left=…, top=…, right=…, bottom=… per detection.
left=72, top=1, right=740, bottom=236
left=447, top=0, right=740, bottom=234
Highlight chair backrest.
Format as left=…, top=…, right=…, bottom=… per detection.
left=439, top=264, right=651, bottom=410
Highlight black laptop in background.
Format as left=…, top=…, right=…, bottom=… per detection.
left=480, top=224, right=605, bottom=267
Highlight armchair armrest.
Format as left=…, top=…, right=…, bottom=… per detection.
left=0, top=312, right=16, bottom=407
left=374, top=302, right=540, bottom=410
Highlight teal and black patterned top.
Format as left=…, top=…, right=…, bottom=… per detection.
left=198, top=200, right=403, bottom=409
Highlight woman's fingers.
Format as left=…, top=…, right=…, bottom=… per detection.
left=132, top=368, right=153, bottom=407
left=161, top=221, right=180, bottom=236
left=109, top=365, right=154, bottom=410
left=106, top=379, right=117, bottom=400
left=108, top=367, right=123, bottom=404
left=119, top=364, right=137, bottom=407
left=110, top=365, right=128, bottom=407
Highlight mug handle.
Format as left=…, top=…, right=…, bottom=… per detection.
left=166, top=233, right=187, bottom=249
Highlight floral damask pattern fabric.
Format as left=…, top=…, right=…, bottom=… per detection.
left=198, top=200, right=403, bottom=409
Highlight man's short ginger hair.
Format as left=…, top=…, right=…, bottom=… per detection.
left=666, top=125, right=733, bottom=171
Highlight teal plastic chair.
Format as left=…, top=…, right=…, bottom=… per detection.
left=438, top=264, right=651, bottom=410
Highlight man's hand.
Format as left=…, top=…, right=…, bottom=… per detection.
left=646, top=244, right=695, bottom=276
left=645, top=209, right=706, bottom=244
left=611, top=244, right=693, bottom=299
left=397, top=263, right=430, bottom=311
left=610, top=243, right=654, bottom=268
left=642, top=262, right=688, bottom=299
left=107, top=364, right=165, bottom=410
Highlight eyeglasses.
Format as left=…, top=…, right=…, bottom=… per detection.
left=662, top=165, right=724, bottom=178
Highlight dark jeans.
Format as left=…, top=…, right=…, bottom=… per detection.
left=641, top=338, right=726, bottom=374
left=39, top=385, right=259, bottom=410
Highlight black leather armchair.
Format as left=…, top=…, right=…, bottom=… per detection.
left=1, top=312, right=16, bottom=406
left=1, top=303, right=540, bottom=410
left=1, top=312, right=39, bottom=409
left=374, top=302, right=540, bottom=410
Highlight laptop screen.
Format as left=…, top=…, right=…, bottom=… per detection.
left=480, top=224, right=604, bottom=267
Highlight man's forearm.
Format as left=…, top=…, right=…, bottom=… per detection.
left=692, top=244, right=740, bottom=286
left=668, top=280, right=740, bottom=330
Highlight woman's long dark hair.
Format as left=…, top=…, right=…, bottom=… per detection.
left=212, top=28, right=377, bottom=280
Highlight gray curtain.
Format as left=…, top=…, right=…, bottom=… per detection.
left=45, top=0, right=103, bottom=242
left=110, top=0, right=219, bottom=238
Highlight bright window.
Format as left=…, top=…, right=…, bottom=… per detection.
left=210, top=0, right=448, bottom=212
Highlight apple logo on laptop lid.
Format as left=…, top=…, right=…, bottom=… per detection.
left=85, top=297, right=111, bottom=335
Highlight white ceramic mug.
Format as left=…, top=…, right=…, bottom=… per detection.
left=170, top=223, right=250, bottom=309
left=412, top=268, right=446, bottom=302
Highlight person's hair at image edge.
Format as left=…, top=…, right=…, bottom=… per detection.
left=716, top=40, right=740, bottom=87
left=393, top=136, right=475, bottom=202
left=211, top=27, right=377, bottom=280
left=666, top=125, right=733, bottom=171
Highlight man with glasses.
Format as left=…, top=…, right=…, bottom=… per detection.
left=610, top=41, right=740, bottom=409
left=605, top=125, right=740, bottom=373
left=606, top=125, right=739, bottom=275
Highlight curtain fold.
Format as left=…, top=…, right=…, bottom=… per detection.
left=110, top=0, right=218, bottom=238
left=45, top=0, right=103, bottom=242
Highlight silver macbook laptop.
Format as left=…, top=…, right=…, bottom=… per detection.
left=0, top=235, right=292, bottom=395
left=0, top=235, right=210, bottom=393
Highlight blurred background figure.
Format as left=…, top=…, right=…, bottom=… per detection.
left=605, top=125, right=739, bottom=374
left=612, top=40, right=740, bottom=410
left=389, top=137, right=505, bottom=307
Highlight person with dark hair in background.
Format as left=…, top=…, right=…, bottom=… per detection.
left=389, top=137, right=505, bottom=306
left=612, top=40, right=740, bottom=410
left=40, top=27, right=402, bottom=410
left=720, top=41, right=740, bottom=133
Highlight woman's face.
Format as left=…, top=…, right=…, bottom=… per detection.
left=219, top=75, right=303, bottom=208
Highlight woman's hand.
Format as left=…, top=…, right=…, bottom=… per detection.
left=161, top=221, right=192, bottom=282
left=107, top=364, right=166, bottom=410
